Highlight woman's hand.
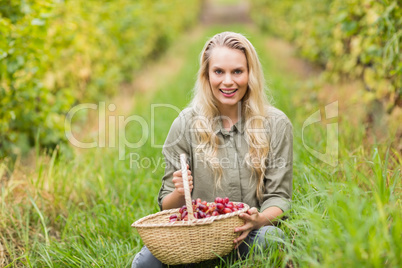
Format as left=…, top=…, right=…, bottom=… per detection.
left=233, top=207, right=263, bottom=247
left=233, top=206, right=283, bottom=248
left=172, top=165, right=193, bottom=196
left=161, top=165, right=193, bottom=210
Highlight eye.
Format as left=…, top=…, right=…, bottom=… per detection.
left=234, top=69, right=242, bottom=74
left=214, top=69, right=223, bottom=75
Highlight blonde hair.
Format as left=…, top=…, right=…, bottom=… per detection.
left=190, top=32, right=271, bottom=201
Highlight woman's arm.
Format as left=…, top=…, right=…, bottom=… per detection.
left=233, top=206, right=283, bottom=246
left=234, top=110, right=293, bottom=246
left=158, top=109, right=193, bottom=210
left=260, top=112, right=293, bottom=213
left=161, top=168, right=193, bottom=210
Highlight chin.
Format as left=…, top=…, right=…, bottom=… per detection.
left=220, top=100, right=239, bottom=107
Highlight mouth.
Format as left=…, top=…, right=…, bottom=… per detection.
left=219, top=88, right=238, bottom=96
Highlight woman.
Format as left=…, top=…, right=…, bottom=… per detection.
left=133, top=32, right=293, bottom=267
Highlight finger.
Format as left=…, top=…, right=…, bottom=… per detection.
left=173, top=176, right=192, bottom=185
left=234, top=241, right=243, bottom=249
left=247, top=207, right=258, bottom=215
left=173, top=169, right=191, bottom=176
left=238, top=212, right=254, bottom=222
left=173, top=178, right=193, bottom=192
left=175, top=185, right=184, bottom=193
left=174, top=182, right=183, bottom=189
left=173, top=173, right=191, bottom=181
left=173, top=179, right=183, bottom=188
left=234, top=230, right=251, bottom=245
left=172, top=177, right=182, bottom=184
left=173, top=170, right=182, bottom=177
left=175, top=186, right=184, bottom=194
left=234, top=222, right=253, bottom=233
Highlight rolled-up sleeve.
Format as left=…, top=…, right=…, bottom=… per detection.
left=260, top=114, right=293, bottom=213
left=157, top=111, right=191, bottom=210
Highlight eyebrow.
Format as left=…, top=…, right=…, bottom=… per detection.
left=210, top=65, right=246, bottom=70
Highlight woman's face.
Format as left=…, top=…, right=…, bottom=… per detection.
left=208, top=46, right=249, bottom=113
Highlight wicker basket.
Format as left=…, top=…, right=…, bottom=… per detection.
left=132, top=154, right=249, bottom=265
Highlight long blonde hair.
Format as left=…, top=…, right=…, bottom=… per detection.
left=190, top=32, right=270, bottom=201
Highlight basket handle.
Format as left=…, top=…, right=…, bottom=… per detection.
left=180, top=154, right=195, bottom=221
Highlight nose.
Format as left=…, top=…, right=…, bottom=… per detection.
left=223, top=73, right=233, bottom=86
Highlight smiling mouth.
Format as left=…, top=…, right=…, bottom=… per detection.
left=219, top=88, right=238, bottom=94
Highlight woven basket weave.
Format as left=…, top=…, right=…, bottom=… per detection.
left=132, top=154, right=249, bottom=265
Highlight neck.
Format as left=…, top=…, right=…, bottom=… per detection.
left=218, top=104, right=242, bottom=130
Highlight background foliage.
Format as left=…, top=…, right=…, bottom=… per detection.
left=1, top=23, right=400, bottom=267
left=0, top=0, right=200, bottom=158
left=250, top=0, right=401, bottom=115
left=0, top=1, right=401, bottom=267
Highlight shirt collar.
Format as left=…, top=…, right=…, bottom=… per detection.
left=214, top=116, right=245, bottom=135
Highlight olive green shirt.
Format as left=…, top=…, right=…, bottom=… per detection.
left=158, top=106, right=293, bottom=213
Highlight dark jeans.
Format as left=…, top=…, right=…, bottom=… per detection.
left=132, top=226, right=284, bottom=268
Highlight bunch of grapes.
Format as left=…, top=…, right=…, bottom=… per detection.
left=169, top=197, right=245, bottom=222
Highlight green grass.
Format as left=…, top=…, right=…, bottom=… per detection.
left=1, top=24, right=401, bottom=267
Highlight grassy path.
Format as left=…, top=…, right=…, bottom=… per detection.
left=1, top=21, right=401, bottom=267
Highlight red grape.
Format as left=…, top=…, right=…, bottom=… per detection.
left=223, top=208, right=232, bottom=214
left=170, top=197, right=245, bottom=222
left=169, top=214, right=178, bottom=222
left=226, top=202, right=234, bottom=209
left=215, top=197, right=223, bottom=204
left=179, top=205, right=186, bottom=214
left=198, top=203, right=207, bottom=212
left=181, top=211, right=188, bottom=219
left=216, top=203, right=224, bottom=211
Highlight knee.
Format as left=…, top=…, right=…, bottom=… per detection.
left=265, top=226, right=285, bottom=239
left=132, top=246, right=164, bottom=268
left=131, top=251, right=143, bottom=268
left=256, top=226, right=285, bottom=246
left=253, top=226, right=285, bottom=249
